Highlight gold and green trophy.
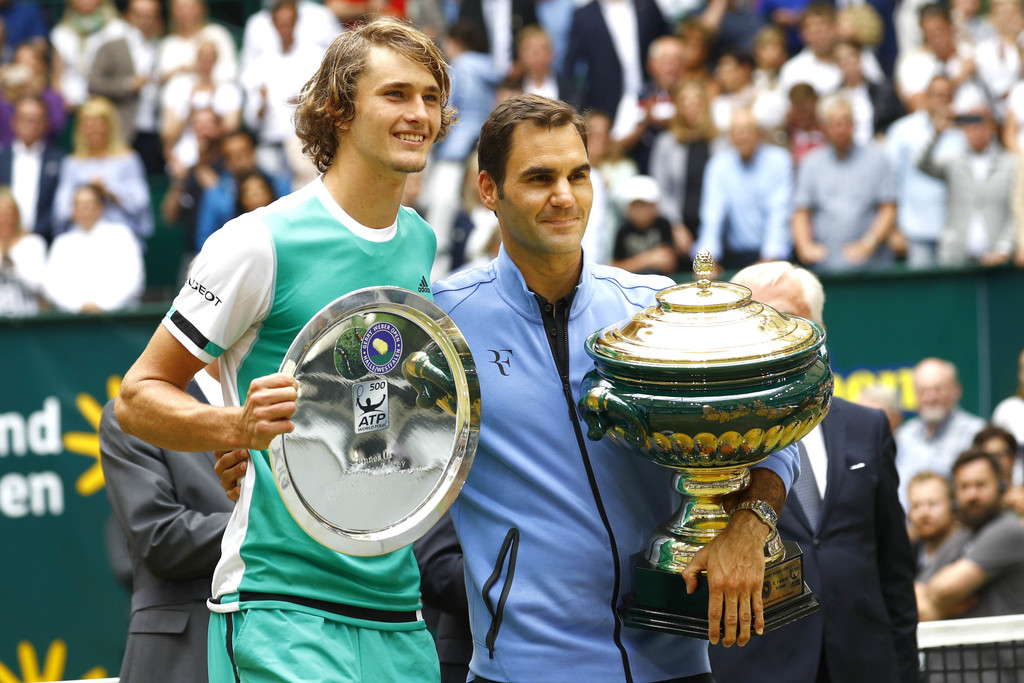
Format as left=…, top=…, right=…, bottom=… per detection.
left=577, top=253, right=832, bottom=638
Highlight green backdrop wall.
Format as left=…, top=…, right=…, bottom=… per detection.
left=0, top=265, right=1022, bottom=679
left=0, top=311, right=159, bottom=681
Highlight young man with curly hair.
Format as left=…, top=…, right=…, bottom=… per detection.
left=115, top=17, right=453, bottom=682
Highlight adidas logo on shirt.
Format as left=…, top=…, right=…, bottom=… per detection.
left=418, top=276, right=430, bottom=294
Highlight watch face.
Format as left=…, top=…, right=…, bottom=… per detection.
left=758, top=502, right=778, bottom=525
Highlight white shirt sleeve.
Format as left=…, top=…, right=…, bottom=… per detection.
left=41, top=232, right=80, bottom=312
left=162, top=215, right=275, bottom=363
left=9, top=233, right=47, bottom=293
left=161, top=75, right=192, bottom=119
left=213, top=82, right=243, bottom=116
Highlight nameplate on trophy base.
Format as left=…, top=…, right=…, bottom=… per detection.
left=621, top=541, right=820, bottom=639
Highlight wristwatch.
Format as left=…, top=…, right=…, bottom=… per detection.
left=733, top=500, right=778, bottom=532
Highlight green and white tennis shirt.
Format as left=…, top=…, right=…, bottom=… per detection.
left=162, top=178, right=436, bottom=626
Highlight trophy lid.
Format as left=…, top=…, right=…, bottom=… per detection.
left=587, top=251, right=825, bottom=375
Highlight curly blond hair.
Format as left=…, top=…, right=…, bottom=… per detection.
left=294, top=17, right=455, bottom=174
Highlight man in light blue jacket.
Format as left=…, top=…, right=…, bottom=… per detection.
left=433, top=94, right=800, bottom=683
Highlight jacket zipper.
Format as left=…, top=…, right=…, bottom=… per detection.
left=540, top=295, right=634, bottom=683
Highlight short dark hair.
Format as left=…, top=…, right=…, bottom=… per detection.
left=952, top=447, right=1003, bottom=481
left=788, top=82, right=818, bottom=104
left=919, top=2, right=951, bottom=24
left=717, top=50, right=754, bottom=70
left=223, top=129, right=254, bottom=147
left=973, top=424, right=1019, bottom=455
left=448, top=20, right=489, bottom=54
left=477, top=94, right=587, bottom=197
left=235, top=171, right=277, bottom=213
left=294, top=17, right=454, bottom=173
left=802, top=3, right=836, bottom=24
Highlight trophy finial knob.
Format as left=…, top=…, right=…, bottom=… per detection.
left=693, top=250, right=714, bottom=294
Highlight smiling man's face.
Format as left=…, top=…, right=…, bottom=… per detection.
left=339, top=46, right=442, bottom=181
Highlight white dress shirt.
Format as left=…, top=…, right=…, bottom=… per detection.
left=0, top=232, right=46, bottom=316
left=896, top=44, right=974, bottom=100
left=42, top=219, right=145, bottom=313
left=242, top=43, right=325, bottom=146
left=600, top=0, right=643, bottom=101
left=123, top=25, right=161, bottom=133
left=780, top=48, right=885, bottom=96
left=523, top=73, right=560, bottom=100
left=483, top=0, right=515, bottom=76
left=801, top=424, right=829, bottom=500
left=11, top=140, right=42, bottom=232
left=239, top=1, right=341, bottom=74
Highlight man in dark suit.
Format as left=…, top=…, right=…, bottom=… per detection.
left=563, top=0, right=668, bottom=125
left=709, top=261, right=918, bottom=683
left=100, top=367, right=232, bottom=683
left=413, top=512, right=472, bottom=683
left=0, top=96, right=62, bottom=241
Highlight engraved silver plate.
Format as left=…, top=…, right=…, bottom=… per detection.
left=270, top=287, right=479, bottom=555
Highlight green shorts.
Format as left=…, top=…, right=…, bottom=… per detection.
left=208, top=609, right=440, bottom=683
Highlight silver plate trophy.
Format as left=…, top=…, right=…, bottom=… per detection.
left=269, top=286, right=480, bottom=556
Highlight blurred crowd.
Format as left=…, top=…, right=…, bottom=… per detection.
left=889, top=349, right=1024, bottom=625
left=1, top=0, right=1024, bottom=316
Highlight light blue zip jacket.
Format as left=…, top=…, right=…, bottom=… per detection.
left=434, top=248, right=800, bottom=682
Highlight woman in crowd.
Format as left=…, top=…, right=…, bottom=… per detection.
left=649, top=80, right=717, bottom=256
left=161, top=40, right=241, bottom=175
left=0, top=187, right=46, bottom=317
left=43, top=183, right=144, bottom=314
left=49, top=0, right=120, bottom=110
left=157, top=0, right=238, bottom=85
left=234, top=171, right=277, bottom=215
left=51, top=96, right=152, bottom=241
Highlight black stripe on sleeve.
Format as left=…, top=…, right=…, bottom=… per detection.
left=170, top=309, right=212, bottom=353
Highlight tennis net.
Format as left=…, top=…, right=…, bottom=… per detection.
left=918, top=614, right=1024, bottom=682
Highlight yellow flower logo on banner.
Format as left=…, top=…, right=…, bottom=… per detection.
left=62, top=376, right=122, bottom=497
left=0, top=639, right=106, bottom=682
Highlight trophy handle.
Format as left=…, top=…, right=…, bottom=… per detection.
left=579, top=385, right=649, bottom=448
left=403, top=350, right=457, bottom=414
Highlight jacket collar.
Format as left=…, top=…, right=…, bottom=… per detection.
left=492, top=245, right=596, bottom=323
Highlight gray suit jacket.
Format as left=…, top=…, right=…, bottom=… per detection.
left=100, top=382, right=232, bottom=683
left=88, top=36, right=140, bottom=142
left=918, top=141, right=1019, bottom=266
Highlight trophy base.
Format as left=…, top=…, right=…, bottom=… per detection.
left=621, top=541, right=819, bottom=639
